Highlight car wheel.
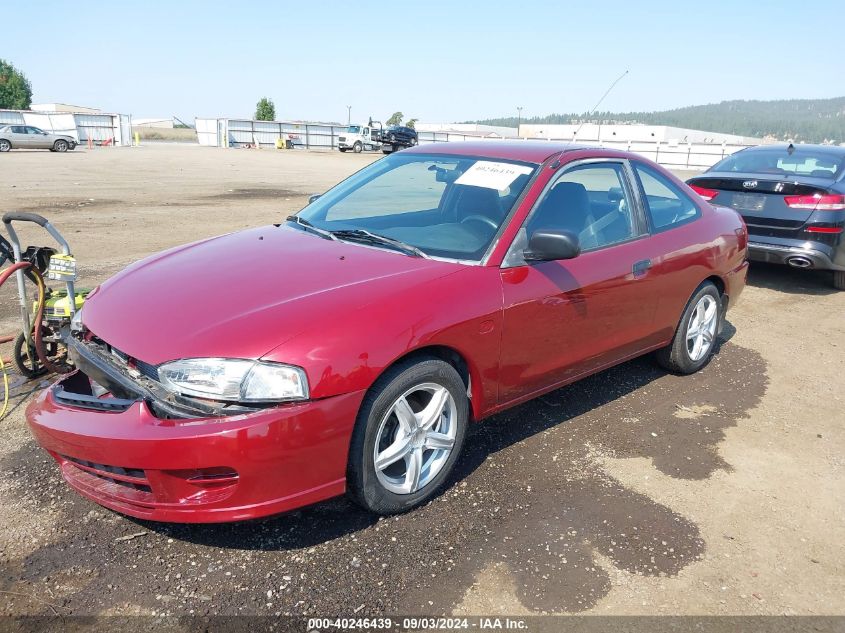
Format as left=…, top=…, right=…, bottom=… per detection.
left=655, top=282, right=721, bottom=374
left=353, top=142, right=362, bottom=153
left=833, top=271, right=845, bottom=291
left=410, top=138, right=417, bottom=146
left=54, top=140, right=68, bottom=152
left=0, top=139, right=11, bottom=152
left=347, top=357, right=468, bottom=515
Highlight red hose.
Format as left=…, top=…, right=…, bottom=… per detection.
left=0, top=261, right=70, bottom=375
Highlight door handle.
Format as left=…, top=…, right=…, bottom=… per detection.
left=632, top=259, right=652, bottom=276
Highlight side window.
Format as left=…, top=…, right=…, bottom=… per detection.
left=527, top=162, right=637, bottom=251
left=26, top=127, right=40, bottom=134
left=634, top=163, right=700, bottom=231
left=11, top=126, right=25, bottom=133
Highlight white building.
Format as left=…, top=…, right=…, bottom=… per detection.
left=30, top=103, right=102, bottom=114
left=518, top=123, right=763, bottom=145
left=133, top=117, right=175, bottom=129
left=416, top=122, right=518, bottom=138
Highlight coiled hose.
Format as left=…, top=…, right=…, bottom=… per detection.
left=0, top=261, right=69, bottom=418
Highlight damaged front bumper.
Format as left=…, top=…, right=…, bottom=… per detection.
left=24, top=338, right=367, bottom=522
left=63, top=335, right=260, bottom=419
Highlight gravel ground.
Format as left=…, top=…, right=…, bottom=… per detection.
left=0, top=145, right=842, bottom=618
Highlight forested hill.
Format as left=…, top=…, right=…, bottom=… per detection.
left=471, top=97, right=845, bottom=143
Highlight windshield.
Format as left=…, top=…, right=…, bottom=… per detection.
left=711, top=148, right=845, bottom=179
left=347, top=125, right=361, bottom=133
left=293, top=153, right=537, bottom=261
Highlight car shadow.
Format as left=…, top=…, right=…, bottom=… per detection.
left=136, top=322, right=738, bottom=551
left=746, top=261, right=836, bottom=296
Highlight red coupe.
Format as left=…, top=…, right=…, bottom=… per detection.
left=26, top=142, right=749, bottom=522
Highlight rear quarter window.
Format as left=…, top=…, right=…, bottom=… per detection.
left=634, top=163, right=701, bottom=231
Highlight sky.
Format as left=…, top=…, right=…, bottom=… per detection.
left=7, top=0, right=844, bottom=125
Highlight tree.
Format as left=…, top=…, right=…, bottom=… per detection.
left=386, top=111, right=403, bottom=126
left=0, top=59, right=32, bottom=110
left=255, top=97, right=276, bottom=121
left=406, top=118, right=417, bottom=129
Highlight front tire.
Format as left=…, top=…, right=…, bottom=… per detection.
left=54, top=140, right=68, bottom=152
left=655, top=282, right=722, bottom=374
left=352, top=142, right=362, bottom=153
left=347, top=357, right=468, bottom=515
left=834, top=271, right=845, bottom=290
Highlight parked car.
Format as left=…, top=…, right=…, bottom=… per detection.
left=380, top=125, right=418, bottom=153
left=0, top=125, right=77, bottom=152
left=688, top=144, right=845, bottom=290
left=26, top=141, right=748, bottom=523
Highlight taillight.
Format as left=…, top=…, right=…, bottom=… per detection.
left=805, top=226, right=843, bottom=234
left=784, top=193, right=845, bottom=210
left=689, top=184, right=720, bottom=201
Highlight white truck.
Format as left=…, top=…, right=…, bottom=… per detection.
left=338, top=121, right=384, bottom=153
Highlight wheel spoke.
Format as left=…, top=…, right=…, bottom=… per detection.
left=703, top=298, right=718, bottom=324
left=402, top=448, right=423, bottom=494
left=424, top=431, right=454, bottom=451
left=375, top=436, right=412, bottom=471
left=392, top=396, right=418, bottom=433
left=418, top=387, right=449, bottom=431
left=686, top=323, right=701, bottom=341
left=690, top=334, right=704, bottom=361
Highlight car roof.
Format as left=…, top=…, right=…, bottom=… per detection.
left=738, top=143, right=845, bottom=156
left=402, top=140, right=607, bottom=164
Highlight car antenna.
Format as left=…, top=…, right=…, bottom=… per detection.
left=551, top=69, right=629, bottom=168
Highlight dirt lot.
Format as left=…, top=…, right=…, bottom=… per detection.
left=0, top=145, right=842, bottom=618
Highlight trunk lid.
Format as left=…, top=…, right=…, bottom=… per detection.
left=689, top=172, right=836, bottom=238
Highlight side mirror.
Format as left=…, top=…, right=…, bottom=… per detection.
left=308, top=194, right=321, bottom=204
left=523, top=229, right=580, bottom=262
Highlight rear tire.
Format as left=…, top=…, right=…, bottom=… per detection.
left=54, top=140, right=68, bottom=152
left=347, top=357, right=468, bottom=515
left=834, top=271, right=845, bottom=291
left=0, top=139, right=11, bottom=152
left=655, top=282, right=722, bottom=375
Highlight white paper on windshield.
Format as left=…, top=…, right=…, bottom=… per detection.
left=454, top=161, right=533, bottom=191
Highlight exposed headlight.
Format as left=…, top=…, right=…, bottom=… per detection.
left=158, top=358, right=309, bottom=403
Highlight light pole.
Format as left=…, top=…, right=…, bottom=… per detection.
left=517, top=106, right=523, bottom=136
left=347, top=105, right=351, bottom=125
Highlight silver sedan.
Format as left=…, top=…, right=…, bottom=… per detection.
left=0, top=125, right=77, bottom=152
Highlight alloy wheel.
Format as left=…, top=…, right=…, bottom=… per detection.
left=686, top=295, right=718, bottom=361
left=373, top=382, right=457, bottom=495
left=0, top=140, right=10, bottom=152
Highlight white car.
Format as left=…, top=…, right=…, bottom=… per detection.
left=0, top=125, right=77, bottom=152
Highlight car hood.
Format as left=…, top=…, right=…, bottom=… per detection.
left=82, top=225, right=461, bottom=364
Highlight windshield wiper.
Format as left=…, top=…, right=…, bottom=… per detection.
left=330, top=229, right=429, bottom=258
left=285, top=215, right=336, bottom=241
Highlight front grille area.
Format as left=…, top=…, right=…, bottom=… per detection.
left=61, top=455, right=151, bottom=493
left=96, top=339, right=160, bottom=381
